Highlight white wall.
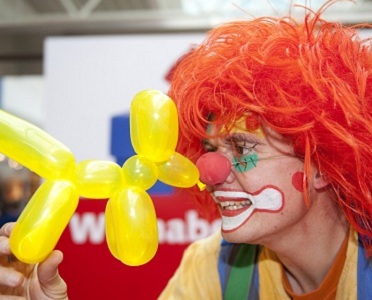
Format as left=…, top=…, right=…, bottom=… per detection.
left=39, top=28, right=372, bottom=164
left=1, top=76, right=44, bottom=127
left=44, top=33, right=205, bottom=163
left=359, top=29, right=372, bottom=39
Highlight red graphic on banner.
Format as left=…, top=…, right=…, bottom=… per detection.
left=57, top=190, right=220, bottom=300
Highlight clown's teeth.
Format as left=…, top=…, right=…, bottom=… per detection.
left=220, top=200, right=251, bottom=210
left=220, top=187, right=284, bottom=232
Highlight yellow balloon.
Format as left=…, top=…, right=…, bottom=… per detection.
left=0, top=110, right=76, bottom=180
left=105, top=187, right=158, bottom=266
left=9, top=180, right=79, bottom=264
left=105, top=200, right=120, bottom=260
left=76, top=160, right=123, bottom=199
left=122, top=155, right=158, bottom=190
left=130, top=90, right=178, bottom=162
left=157, top=152, right=200, bottom=188
left=1, top=89, right=205, bottom=266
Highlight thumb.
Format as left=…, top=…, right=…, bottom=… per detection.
left=36, top=250, right=68, bottom=299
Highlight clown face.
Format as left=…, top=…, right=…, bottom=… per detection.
left=198, top=118, right=307, bottom=246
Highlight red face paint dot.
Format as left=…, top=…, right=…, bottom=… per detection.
left=292, top=172, right=304, bottom=192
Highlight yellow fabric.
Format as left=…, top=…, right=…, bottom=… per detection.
left=158, top=229, right=358, bottom=299
left=158, top=230, right=223, bottom=300
left=258, top=229, right=358, bottom=300
left=336, top=228, right=358, bottom=299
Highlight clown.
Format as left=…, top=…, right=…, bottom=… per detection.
left=0, top=1, right=372, bottom=299
left=159, top=3, right=372, bottom=299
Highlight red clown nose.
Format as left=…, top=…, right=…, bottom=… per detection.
left=196, top=152, right=231, bottom=186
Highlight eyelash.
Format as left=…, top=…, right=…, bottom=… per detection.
left=230, top=139, right=258, bottom=156
left=202, top=136, right=260, bottom=155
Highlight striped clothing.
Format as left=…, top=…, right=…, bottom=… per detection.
left=159, top=229, right=372, bottom=299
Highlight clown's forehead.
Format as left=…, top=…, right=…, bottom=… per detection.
left=207, top=113, right=264, bottom=137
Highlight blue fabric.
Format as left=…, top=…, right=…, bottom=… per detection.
left=249, top=261, right=259, bottom=300
left=219, top=236, right=372, bottom=299
left=357, top=237, right=372, bottom=300
left=218, top=239, right=234, bottom=295
left=218, top=240, right=259, bottom=299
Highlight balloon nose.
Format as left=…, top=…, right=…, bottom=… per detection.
left=196, top=152, right=231, bottom=186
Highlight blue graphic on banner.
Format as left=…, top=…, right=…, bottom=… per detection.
left=110, top=114, right=173, bottom=195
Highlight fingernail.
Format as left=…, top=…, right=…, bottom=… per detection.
left=0, top=240, right=10, bottom=253
left=4, top=224, right=11, bottom=235
left=8, top=273, right=22, bottom=286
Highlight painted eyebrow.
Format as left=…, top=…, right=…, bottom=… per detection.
left=225, top=132, right=265, bottom=145
left=201, top=132, right=265, bottom=152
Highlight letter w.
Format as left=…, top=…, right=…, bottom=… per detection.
left=69, top=212, right=105, bottom=244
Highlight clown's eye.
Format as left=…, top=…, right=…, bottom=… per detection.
left=233, top=140, right=258, bottom=155
left=226, top=133, right=261, bottom=156
left=202, top=139, right=218, bottom=152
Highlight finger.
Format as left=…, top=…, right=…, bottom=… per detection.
left=0, top=244, right=25, bottom=288
left=0, top=296, right=25, bottom=300
left=37, top=250, right=63, bottom=283
left=37, top=250, right=67, bottom=298
left=0, top=265, right=24, bottom=287
left=0, top=223, right=15, bottom=238
left=0, top=223, right=15, bottom=258
left=0, top=236, right=11, bottom=256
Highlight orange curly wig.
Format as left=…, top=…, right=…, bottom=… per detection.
left=168, top=5, right=372, bottom=254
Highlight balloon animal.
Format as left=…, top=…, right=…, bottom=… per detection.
left=0, top=89, right=205, bottom=266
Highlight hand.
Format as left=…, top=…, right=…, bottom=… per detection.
left=0, top=222, right=68, bottom=299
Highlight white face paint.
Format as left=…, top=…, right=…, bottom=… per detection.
left=213, top=187, right=284, bottom=231
left=205, top=124, right=306, bottom=244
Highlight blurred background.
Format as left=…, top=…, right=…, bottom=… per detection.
left=1, top=0, right=372, bottom=76
left=0, top=0, right=371, bottom=299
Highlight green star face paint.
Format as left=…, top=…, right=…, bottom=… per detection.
left=232, top=153, right=258, bottom=173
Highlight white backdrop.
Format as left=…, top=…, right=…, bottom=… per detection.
left=44, top=33, right=205, bottom=162
left=43, top=29, right=372, bottom=163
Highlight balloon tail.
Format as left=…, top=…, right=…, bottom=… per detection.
left=197, top=180, right=206, bottom=191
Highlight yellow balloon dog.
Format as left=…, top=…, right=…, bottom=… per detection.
left=0, top=90, right=204, bottom=266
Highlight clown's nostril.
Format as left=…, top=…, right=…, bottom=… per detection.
left=196, top=152, right=231, bottom=186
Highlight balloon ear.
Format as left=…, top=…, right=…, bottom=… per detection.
left=313, top=171, right=329, bottom=190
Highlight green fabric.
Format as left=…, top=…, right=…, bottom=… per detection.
left=224, top=244, right=256, bottom=299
